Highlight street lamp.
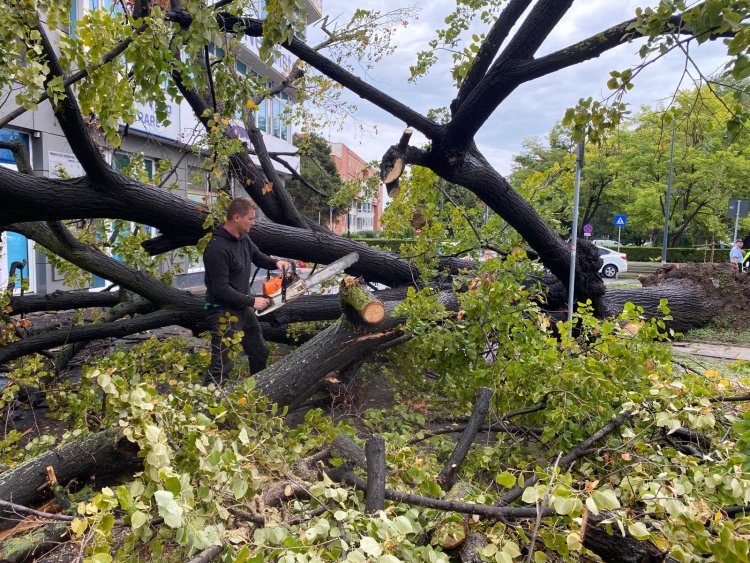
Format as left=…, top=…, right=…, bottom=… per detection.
left=661, top=111, right=689, bottom=265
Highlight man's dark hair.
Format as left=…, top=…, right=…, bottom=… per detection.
left=226, top=197, right=256, bottom=220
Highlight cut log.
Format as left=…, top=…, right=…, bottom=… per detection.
left=0, top=429, right=141, bottom=530
left=364, top=435, right=386, bottom=514
left=339, top=276, right=386, bottom=325
left=605, top=279, right=721, bottom=333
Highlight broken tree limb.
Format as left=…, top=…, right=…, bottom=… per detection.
left=7, top=289, right=122, bottom=315
left=496, top=410, right=634, bottom=507
left=185, top=544, right=224, bottom=563
left=458, top=532, right=489, bottom=563
left=339, top=277, right=386, bottom=325
left=432, top=481, right=472, bottom=550
left=331, top=435, right=367, bottom=470
left=381, top=128, right=413, bottom=197
left=437, top=387, right=493, bottom=491
left=364, top=435, right=386, bottom=514
left=0, top=428, right=141, bottom=530
left=340, top=471, right=553, bottom=520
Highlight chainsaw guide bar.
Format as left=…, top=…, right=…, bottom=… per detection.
left=257, top=252, right=360, bottom=316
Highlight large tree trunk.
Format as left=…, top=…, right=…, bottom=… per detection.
left=0, top=429, right=141, bottom=530
left=605, top=279, right=722, bottom=333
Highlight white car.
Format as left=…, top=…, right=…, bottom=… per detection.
left=596, top=246, right=628, bottom=278
left=591, top=239, right=620, bottom=248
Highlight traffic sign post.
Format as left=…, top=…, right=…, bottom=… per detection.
left=568, top=142, right=585, bottom=336
left=613, top=215, right=627, bottom=251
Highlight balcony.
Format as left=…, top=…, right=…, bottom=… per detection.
left=299, top=0, right=322, bottom=23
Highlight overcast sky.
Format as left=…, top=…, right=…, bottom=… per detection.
left=306, top=0, right=731, bottom=176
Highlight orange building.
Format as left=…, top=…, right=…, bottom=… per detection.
left=328, top=142, right=384, bottom=235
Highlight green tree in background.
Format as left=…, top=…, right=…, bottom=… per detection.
left=286, top=133, right=343, bottom=223
left=511, top=86, right=750, bottom=246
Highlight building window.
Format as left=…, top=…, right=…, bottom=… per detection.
left=0, top=130, right=29, bottom=168
left=113, top=151, right=154, bottom=180
left=258, top=98, right=268, bottom=132
left=207, top=43, right=225, bottom=60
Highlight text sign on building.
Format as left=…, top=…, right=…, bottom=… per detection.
left=241, top=36, right=295, bottom=74
left=128, top=101, right=181, bottom=141
left=614, top=214, right=627, bottom=227
left=48, top=151, right=84, bottom=178
left=727, top=198, right=750, bottom=219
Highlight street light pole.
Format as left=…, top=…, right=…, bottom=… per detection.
left=661, top=112, right=689, bottom=265
left=661, top=119, right=678, bottom=266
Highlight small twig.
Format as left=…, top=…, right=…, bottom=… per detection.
left=0, top=499, right=124, bottom=525
left=526, top=454, right=560, bottom=562
left=709, top=394, right=750, bottom=403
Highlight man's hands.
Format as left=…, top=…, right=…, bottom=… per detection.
left=276, top=260, right=293, bottom=271
left=253, top=296, right=271, bottom=311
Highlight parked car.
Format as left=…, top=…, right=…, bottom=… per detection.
left=591, top=239, right=620, bottom=248
left=596, top=246, right=628, bottom=278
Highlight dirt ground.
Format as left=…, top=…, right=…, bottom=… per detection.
left=639, top=262, right=750, bottom=331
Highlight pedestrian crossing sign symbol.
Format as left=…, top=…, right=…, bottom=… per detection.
left=614, top=214, right=627, bottom=227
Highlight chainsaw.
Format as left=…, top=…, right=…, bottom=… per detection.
left=257, top=252, right=360, bottom=316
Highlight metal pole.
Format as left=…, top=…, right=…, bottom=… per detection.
left=661, top=120, right=677, bottom=265
left=567, top=141, right=584, bottom=335
left=733, top=202, right=741, bottom=244
left=617, top=226, right=621, bottom=252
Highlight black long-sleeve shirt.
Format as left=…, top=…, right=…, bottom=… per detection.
left=203, top=227, right=278, bottom=308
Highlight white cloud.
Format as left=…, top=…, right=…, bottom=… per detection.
left=308, top=0, right=734, bottom=173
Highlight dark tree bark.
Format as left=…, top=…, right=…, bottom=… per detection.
left=364, top=435, right=386, bottom=514
left=582, top=511, right=678, bottom=563
left=437, top=387, right=493, bottom=491
left=7, top=290, right=122, bottom=315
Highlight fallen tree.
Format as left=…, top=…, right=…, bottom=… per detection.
left=1, top=0, right=750, bottom=560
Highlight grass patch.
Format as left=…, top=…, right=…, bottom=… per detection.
left=682, top=325, right=750, bottom=344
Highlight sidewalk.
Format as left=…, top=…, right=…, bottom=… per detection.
left=672, top=341, right=750, bottom=361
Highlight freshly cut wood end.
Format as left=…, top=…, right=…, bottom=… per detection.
left=362, top=301, right=386, bottom=324
left=383, top=158, right=404, bottom=184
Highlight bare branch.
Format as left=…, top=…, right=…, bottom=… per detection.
left=216, top=13, right=443, bottom=140
left=451, top=0, right=533, bottom=113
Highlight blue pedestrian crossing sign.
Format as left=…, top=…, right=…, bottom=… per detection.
left=613, top=214, right=627, bottom=227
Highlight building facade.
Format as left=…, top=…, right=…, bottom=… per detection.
left=328, top=142, right=384, bottom=236
left=0, top=0, right=322, bottom=294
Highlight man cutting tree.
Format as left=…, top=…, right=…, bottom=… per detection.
left=202, top=197, right=291, bottom=385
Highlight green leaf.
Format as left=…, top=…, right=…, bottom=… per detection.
left=359, top=536, right=383, bottom=557
left=592, top=488, right=620, bottom=510
left=231, top=474, right=249, bottom=500
left=628, top=521, right=650, bottom=540
left=495, top=471, right=516, bottom=488
left=153, top=490, right=183, bottom=528
left=131, top=510, right=149, bottom=530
